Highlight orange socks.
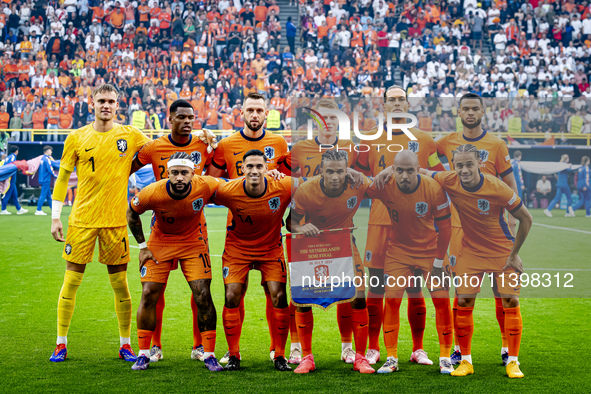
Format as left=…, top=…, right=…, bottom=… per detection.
left=495, top=297, right=508, bottom=348
left=452, top=296, right=459, bottom=349
left=337, top=302, right=353, bottom=343
left=272, top=307, right=290, bottom=358
left=190, top=294, right=202, bottom=348
left=202, top=330, right=216, bottom=353
left=432, top=297, right=453, bottom=357
left=223, top=306, right=242, bottom=357
left=152, top=284, right=166, bottom=348
left=383, top=298, right=403, bottom=358
left=367, top=296, right=383, bottom=351
left=138, top=329, right=154, bottom=353
left=239, top=297, right=245, bottom=324
left=265, top=293, right=275, bottom=351
left=504, top=306, right=522, bottom=357
left=455, top=306, right=474, bottom=355
left=296, top=310, right=314, bottom=357
left=289, top=302, right=299, bottom=343
left=352, top=307, right=369, bottom=356
left=408, top=296, right=427, bottom=351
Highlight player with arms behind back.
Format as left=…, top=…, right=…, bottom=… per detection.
left=49, top=84, right=150, bottom=362
left=126, top=153, right=223, bottom=371
left=287, top=151, right=375, bottom=374
left=130, top=99, right=215, bottom=362
left=436, top=93, right=519, bottom=365
left=424, top=144, right=533, bottom=378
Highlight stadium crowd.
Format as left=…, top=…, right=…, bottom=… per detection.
left=0, top=0, right=590, bottom=145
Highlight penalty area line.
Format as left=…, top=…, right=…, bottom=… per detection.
left=533, top=222, right=591, bottom=235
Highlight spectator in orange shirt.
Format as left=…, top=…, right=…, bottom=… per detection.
left=203, top=107, right=219, bottom=130
left=110, top=7, right=125, bottom=30
left=32, top=105, right=46, bottom=131
left=254, top=1, right=268, bottom=23
left=59, top=106, right=73, bottom=131
left=47, top=103, right=60, bottom=142
left=0, top=105, right=10, bottom=130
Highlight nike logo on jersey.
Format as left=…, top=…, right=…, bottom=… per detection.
left=233, top=151, right=244, bottom=156
left=120, top=253, right=129, bottom=259
left=306, top=156, right=315, bottom=160
left=204, top=270, right=211, bottom=274
left=160, top=156, right=169, bottom=160
left=85, top=147, right=95, bottom=152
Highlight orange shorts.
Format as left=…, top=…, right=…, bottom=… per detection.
left=222, top=248, right=287, bottom=285
left=448, top=227, right=462, bottom=273
left=384, top=252, right=451, bottom=295
left=454, top=249, right=521, bottom=296
left=140, top=243, right=211, bottom=283
left=63, top=225, right=129, bottom=265
left=363, top=225, right=390, bottom=270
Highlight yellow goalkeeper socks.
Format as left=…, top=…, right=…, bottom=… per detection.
left=109, top=271, right=132, bottom=339
left=57, top=270, right=84, bottom=341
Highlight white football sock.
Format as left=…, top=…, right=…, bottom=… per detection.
left=57, top=336, right=67, bottom=345
left=139, top=349, right=150, bottom=357
left=507, top=356, right=518, bottom=363
left=501, top=347, right=509, bottom=354
left=291, top=342, right=301, bottom=351
left=203, top=352, right=214, bottom=359
left=454, top=345, right=460, bottom=352
left=120, top=337, right=131, bottom=346
left=440, top=357, right=451, bottom=363
left=342, top=342, right=352, bottom=352
left=461, top=354, right=472, bottom=364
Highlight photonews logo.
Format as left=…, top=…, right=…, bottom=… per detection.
left=303, top=107, right=419, bottom=153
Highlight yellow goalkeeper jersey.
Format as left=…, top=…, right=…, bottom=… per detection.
left=60, top=122, right=150, bottom=228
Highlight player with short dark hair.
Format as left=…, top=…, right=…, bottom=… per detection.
left=212, top=149, right=296, bottom=372
left=127, top=152, right=224, bottom=371
left=437, top=93, right=519, bottom=366
left=1, top=145, right=28, bottom=215
left=287, top=150, right=375, bottom=374
left=423, top=144, right=533, bottom=378
left=49, top=84, right=150, bottom=362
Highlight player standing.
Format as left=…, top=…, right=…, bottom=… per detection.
left=436, top=93, right=519, bottom=365
left=572, top=156, right=590, bottom=216
left=355, top=85, right=446, bottom=365
left=212, top=149, right=294, bottom=372
left=49, top=84, right=150, bottom=362
left=127, top=152, right=224, bottom=371
left=287, top=151, right=375, bottom=374
left=424, top=144, right=533, bottom=378
left=207, top=92, right=289, bottom=363
left=131, top=99, right=215, bottom=362
left=368, top=151, right=453, bottom=374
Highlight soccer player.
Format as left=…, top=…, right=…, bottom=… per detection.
left=1, top=146, right=28, bottom=215
left=49, top=84, right=150, bottom=362
left=355, top=85, right=446, bottom=365
left=287, top=150, right=375, bottom=374
left=131, top=99, right=216, bottom=362
left=126, top=152, right=224, bottom=371
left=367, top=150, right=453, bottom=374
left=572, top=156, right=590, bottom=217
left=544, top=154, right=575, bottom=217
left=278, top=98, right=360, bottom=364
left=511, top=150, right=524, bottom=200
left=436, top=92, right=519, bottom=365
left=211, top=149, right=294, bottom=372
left=423, top=144, right=533, bottom=378
left=207, top=92, right=289, bottom=363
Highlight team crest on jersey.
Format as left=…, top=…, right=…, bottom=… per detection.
left=117, top=139, right=128, bottom=153
left=223, top=266, right=229, bottom=279
left=140, top=266, right=147, bottom=278
left=408, top=141, right=420, bottom=153
left=477, top=199, right=490, bottom=213
left=64, top=244, right=72, bottom=255
left=191, top=151, right=202, bottom=165
left=449, top=255, right=456, bottom=267
left=314, top=265, right=329, bottom=282
left=347, top=196, right=357, bottom=209
left=365, top=251, right=372, bottom=262
left=269, top=197, right=281, bottom=211
left=132, top=196, right=140, bottom=206
left=478, top=149, right=489, bottom=163
left=192, top=198, right=204, bottom=211
left=415, top=201, right=428, bottom=216
left=264, top=146, right=275, bottom=159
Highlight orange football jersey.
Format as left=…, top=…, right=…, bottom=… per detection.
left=357, top=128, right=444, bottom=226
left=211, top=129, right=289, bottom=178
left=130, top=175, right=222, bottom=246
left=212, top=176, right=295, bottom=257
left=366, top=174, right=450, bottom=257
left=292, top=175, right=372, bottom=230
left=282, top=137, right=358, bottom=177
left=436, top=130, right=513, bottom=228
left=136, top=133, right=213, bottom=179
left=432, top=171, right=522, bottom=257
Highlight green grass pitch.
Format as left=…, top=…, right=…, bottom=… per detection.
left=1, top=206, right=591, bottom=393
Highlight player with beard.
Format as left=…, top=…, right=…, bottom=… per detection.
left=207, top=92, right=289, bottom=364
left=127, top=152, right=224, bottom=371
left=436, top=93, right=519, bottom=366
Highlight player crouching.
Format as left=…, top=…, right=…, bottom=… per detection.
left=126, top=152, right=224, bottom=371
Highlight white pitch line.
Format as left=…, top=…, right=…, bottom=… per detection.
left=533, top=222, right=591, bottom=235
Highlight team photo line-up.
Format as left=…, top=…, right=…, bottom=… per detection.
left=47, top=83, right=531, bottom=379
